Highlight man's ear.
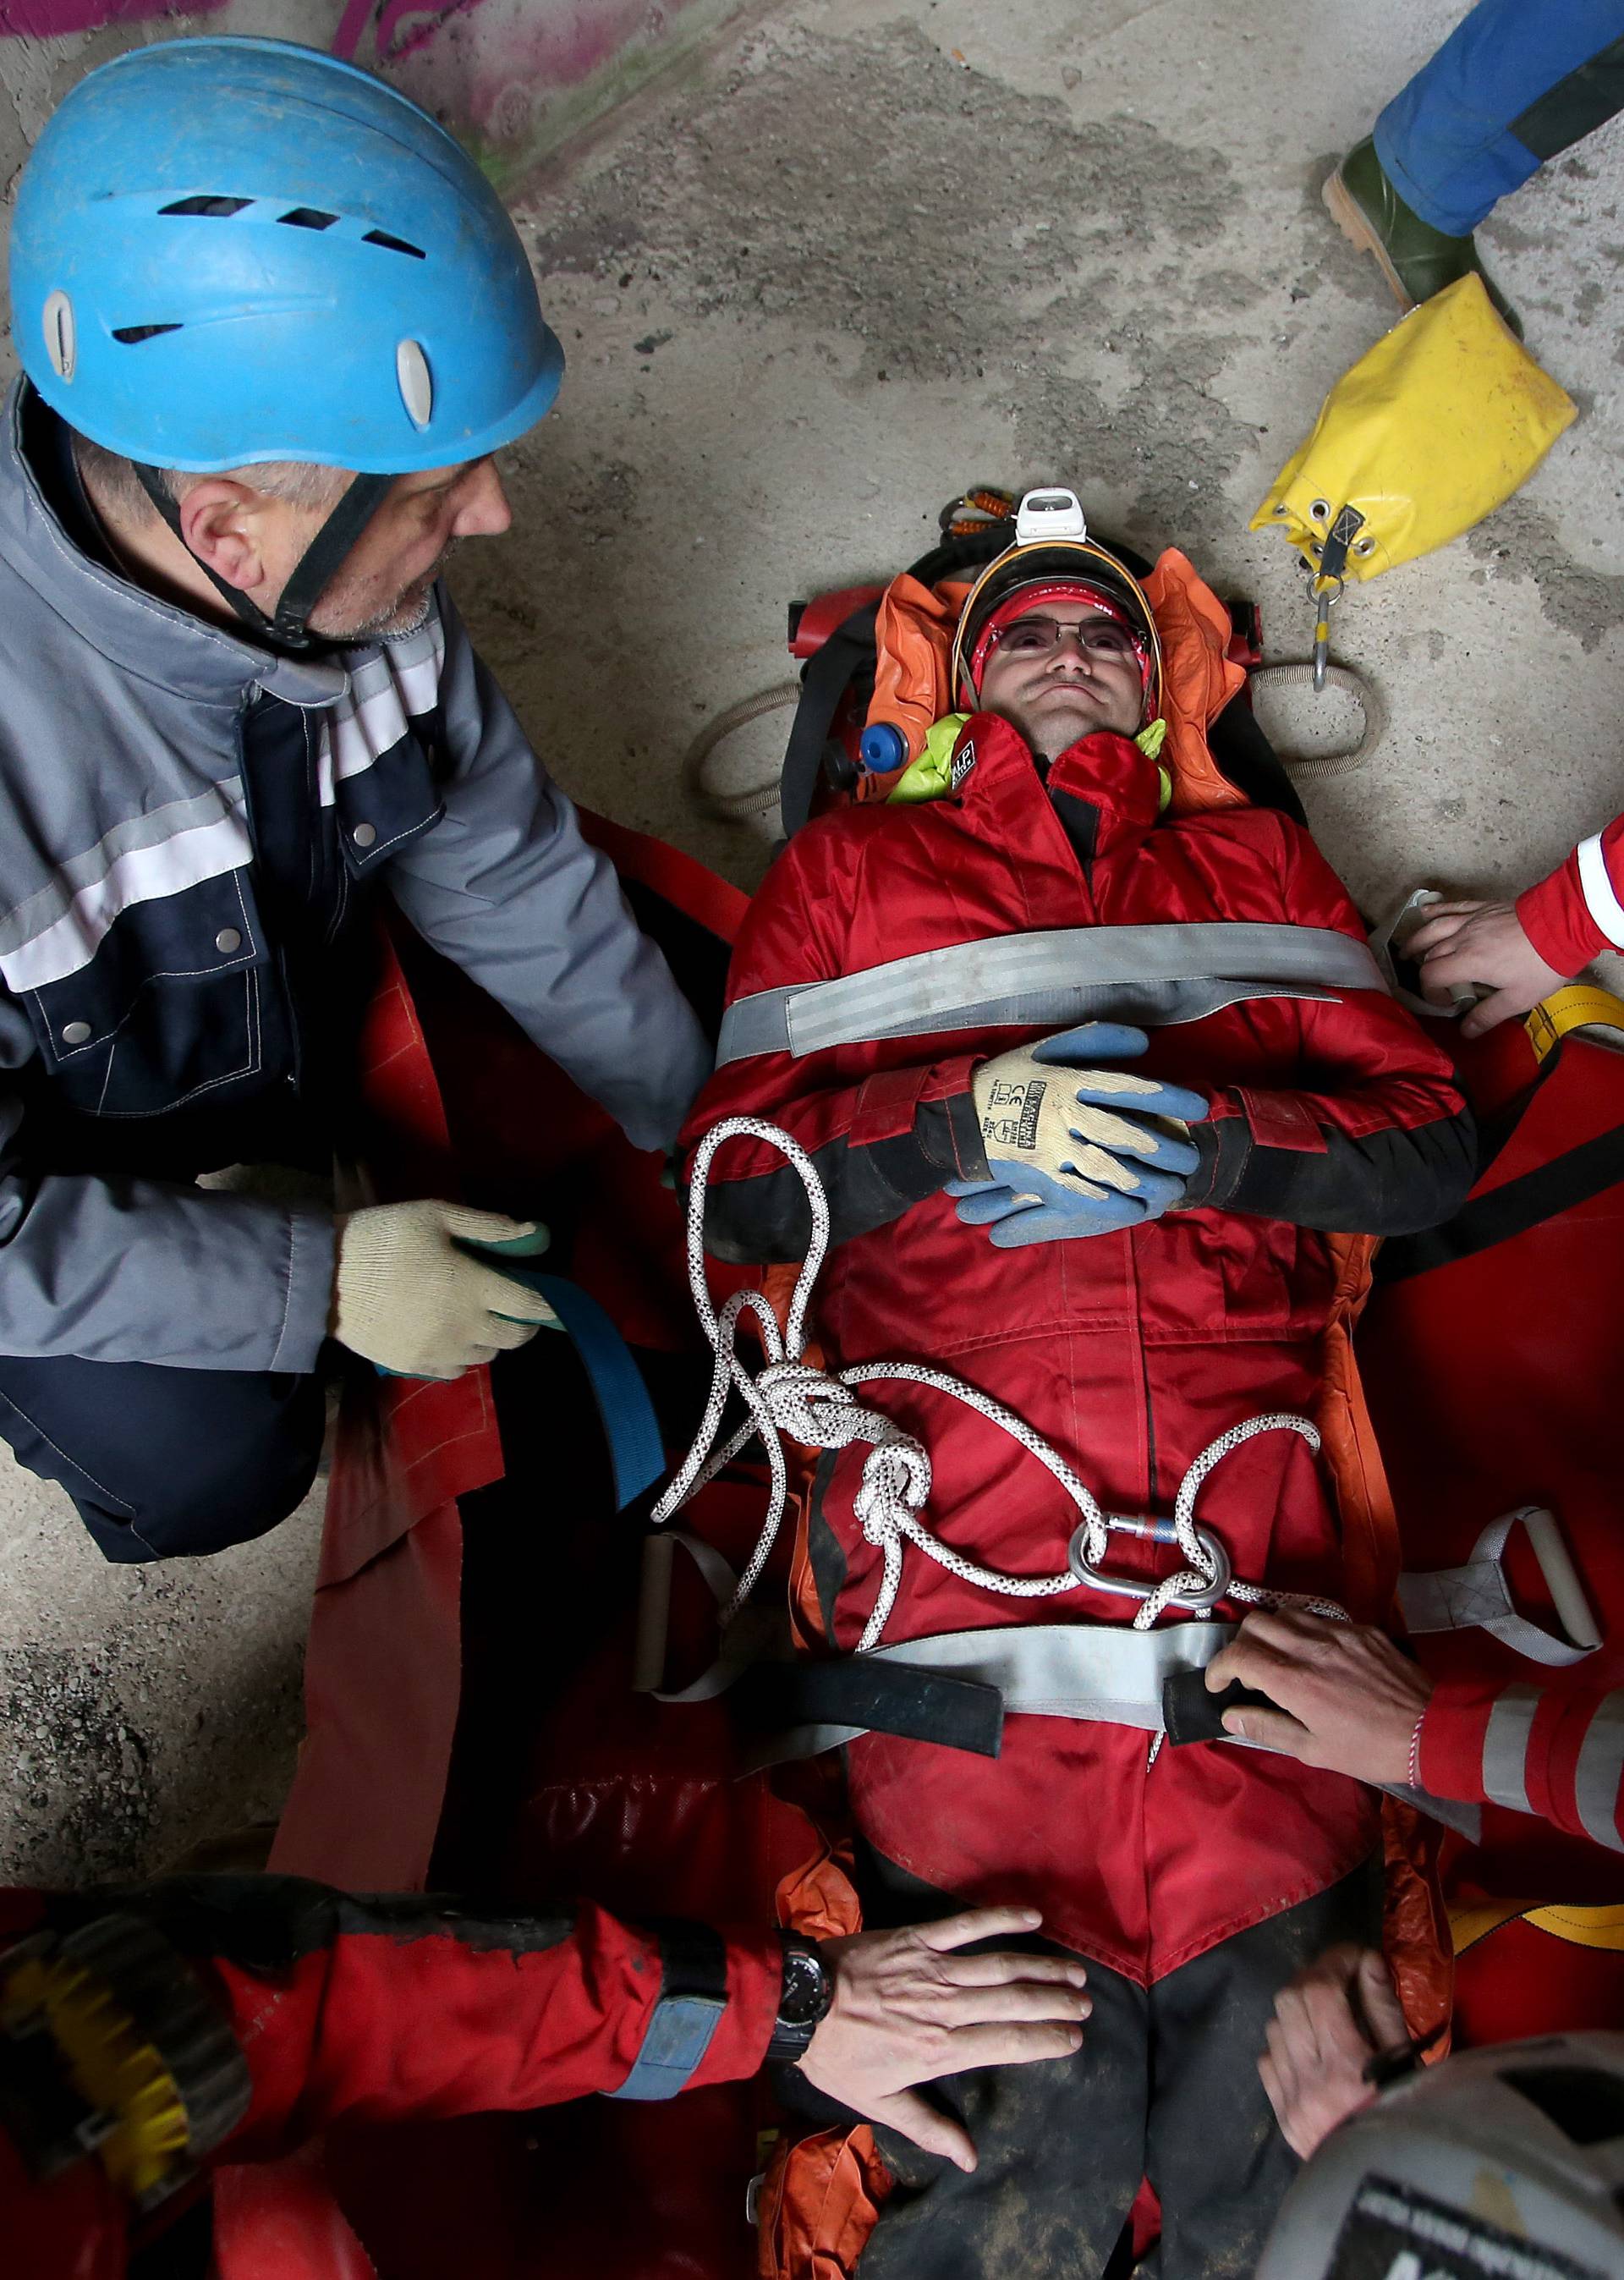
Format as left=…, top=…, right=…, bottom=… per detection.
left=176, top=480, right=270, bottom=596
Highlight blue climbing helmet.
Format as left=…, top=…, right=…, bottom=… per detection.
left=7, top=36, right=563, bottom=646
left=8, top=35, right=562, bottom=474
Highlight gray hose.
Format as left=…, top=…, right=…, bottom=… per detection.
left=1247, top=662, right=1384, bottom=784
left=682, top=680, right=802, bottom=822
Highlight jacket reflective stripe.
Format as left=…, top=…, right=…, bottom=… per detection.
left=716, top=921, right=1387, bottom=1064
left=0, top=791, right=253, bottom=993
left=1483, top=1684, right=1542, bottom=1813
left=1577, top=831, right=1624, bottom=950
left=0, top=780, right=248, bottom=967
left=319, top=618, right=447, bottom=806
left=1573, top=1691, right=1624, bottom=1851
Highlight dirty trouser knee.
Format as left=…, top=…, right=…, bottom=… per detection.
left=852, top=1857, right=1382, bottom=2280
left=1374, top=0, right=1624, bottom=236
left=0, top=1352, right=326, bottom=1562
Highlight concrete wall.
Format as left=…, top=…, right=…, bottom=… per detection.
left=1, top=0, right=750, bottom=219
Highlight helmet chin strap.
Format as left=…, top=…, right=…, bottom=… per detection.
left=132, top=464, right=394, bottom=651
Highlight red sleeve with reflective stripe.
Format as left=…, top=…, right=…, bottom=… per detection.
left=1517, top=813, right=1624, bottom=976
left=683, top=818, right=979, bottom=1184
left=1418, top=1679, right=1624, bottom=1851
left=212, top=1901, right=781, bottom=2161
left=1198, top=818, right=1468, bottom=1149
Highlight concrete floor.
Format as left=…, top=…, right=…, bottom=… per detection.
left=4, top=0, right=1624, bottom=1885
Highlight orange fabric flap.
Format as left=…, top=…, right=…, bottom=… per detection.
left=757, top=2127, right=892, bottom=2280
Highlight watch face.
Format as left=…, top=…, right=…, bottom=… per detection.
left=778, top=1944, right=831, bottom=2029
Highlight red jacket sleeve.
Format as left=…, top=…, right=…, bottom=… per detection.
left=1182, top=818, right=1476, bottom=1235
left=4, top=1881, right=780, bottom=2166
left=1417, top=1678, right=1624, bottom=1853
left=681, top=821, right=986, bottom=1261
left=1517, top=815, right=1624, bottom=977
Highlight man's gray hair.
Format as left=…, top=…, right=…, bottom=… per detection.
left=70, top=429, right=349, bottom=525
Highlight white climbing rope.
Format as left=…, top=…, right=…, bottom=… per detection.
left=653, top=1117, right=1347, bottom=1651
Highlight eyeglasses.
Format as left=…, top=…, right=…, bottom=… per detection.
left=990, top=615, right=1142, bottom=663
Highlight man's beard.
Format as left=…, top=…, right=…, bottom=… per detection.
left=310, top=542, right=458, bottom=645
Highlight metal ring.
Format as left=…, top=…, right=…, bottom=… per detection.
left=1309, top=498, right=1330, bottom=521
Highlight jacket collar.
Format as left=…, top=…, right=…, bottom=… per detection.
left=956, top=711, right=1165, bottom=857
left=0, top=381, right=347, bottom=711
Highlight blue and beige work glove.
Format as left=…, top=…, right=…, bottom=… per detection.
left=330, top=1200, right=559, bottom=1378
left=946, top=1022, right=1208, bottom=1247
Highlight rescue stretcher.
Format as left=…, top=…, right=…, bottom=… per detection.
left=211, top=569, right=1624, bottom=2275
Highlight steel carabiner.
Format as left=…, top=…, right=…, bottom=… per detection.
left=1066, top=1514, right=1234, bottom=1616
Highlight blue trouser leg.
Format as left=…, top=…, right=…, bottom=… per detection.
left=0, top=1354, right=326, bottom=1561
left=1374, top=0, right=1624, bottom=235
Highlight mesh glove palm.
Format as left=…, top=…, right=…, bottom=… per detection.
left=331, top=1201, right=559, bottom=1378
left=948, top=1022, right=1207, bottom=1246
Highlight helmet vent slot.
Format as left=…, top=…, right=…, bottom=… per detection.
left=1501, top=2063, right=1624, bottom=2145
left=364, top=228, right=425, bottom=260
left=41, top=289, right=75, bottom=381
left=112, top=322, right=183, bottom=345
left=278, top=207, right=339, bottom=231
left=396, top=339, right=433, bottom=427
left=159, top=195, right=253, bottom=218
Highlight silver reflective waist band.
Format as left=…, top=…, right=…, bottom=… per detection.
left=743, top=1619, right=1233, bottom=1761
left=716, top=922, right=1389, bottom=1064
left=760, top=1618, right=1480, bottom=1841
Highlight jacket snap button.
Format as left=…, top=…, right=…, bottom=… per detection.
left=61, top=1020, right=91, bottom=1046
left=215, top=927, right=242, bottom=954
left=352, top=821, right=377, bottom=849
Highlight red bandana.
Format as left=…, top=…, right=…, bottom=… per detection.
left=967, top=579, right=1154, bottom=708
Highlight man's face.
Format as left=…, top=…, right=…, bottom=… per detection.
left=292, top=459, right=512, bottom=641
left=976, top=597, right=1144, bottom=755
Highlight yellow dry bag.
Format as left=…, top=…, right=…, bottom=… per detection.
left=1251, top=274, right=1576, bottom=584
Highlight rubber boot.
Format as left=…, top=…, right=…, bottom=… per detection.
left=1324, top=137, right=1524, bottom=341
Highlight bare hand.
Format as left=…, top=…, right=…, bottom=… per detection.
left=1204, top=1610, right=1431, bottom=1784
left=1407, top=899, right=1570, bottom=1038
left=797, top=1906, right=1089, bottom=2172
left=1259, top=1943, right=1409, bottom=2158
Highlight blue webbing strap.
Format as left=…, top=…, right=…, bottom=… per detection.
left=606, top=1921, right=730, bottom=2101
left=526, top=1270, right=666, bottom=1511
left=464, top=1251, right=666, bottom=1512
left=380, top=1244, right=666, bottom=1512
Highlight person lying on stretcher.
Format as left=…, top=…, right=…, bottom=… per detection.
left=679, top=491, right=1476, bottom=2280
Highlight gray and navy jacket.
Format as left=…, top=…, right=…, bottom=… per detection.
left=0, top=382, right=710, bottom=1373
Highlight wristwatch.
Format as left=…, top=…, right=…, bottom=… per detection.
left=765, top=1932, right=834, bottom=2064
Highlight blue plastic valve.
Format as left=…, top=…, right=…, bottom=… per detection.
left=859, top=721, right=908, bottom=772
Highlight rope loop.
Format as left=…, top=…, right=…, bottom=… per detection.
left=656, top=1118, right=1347, bottom=1643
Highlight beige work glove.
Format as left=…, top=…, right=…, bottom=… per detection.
left=968, top=1023, right=1207, bottom=1196
left=330, top=1200, right=560, bottom=1379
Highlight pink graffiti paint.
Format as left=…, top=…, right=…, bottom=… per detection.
left=0, top=0, right=224, bottom=33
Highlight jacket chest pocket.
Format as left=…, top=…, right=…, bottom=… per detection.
left=19, top=869, right=270, bottom=1118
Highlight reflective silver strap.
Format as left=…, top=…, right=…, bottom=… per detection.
left=748, top=1616, right=1477, bottom=1833
left=747, top=1619, right=1233, bottom=1761
left=1483, top=1684, right=1543, bottom=1814
left=1573, top=1691, right=1624, bottom=1852
left=1398, top=1507, right=1601, bottom=1669
left=716, top=923, right=1388, bottom=1064
left=872, top=1618, right=1233, bottom=1724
